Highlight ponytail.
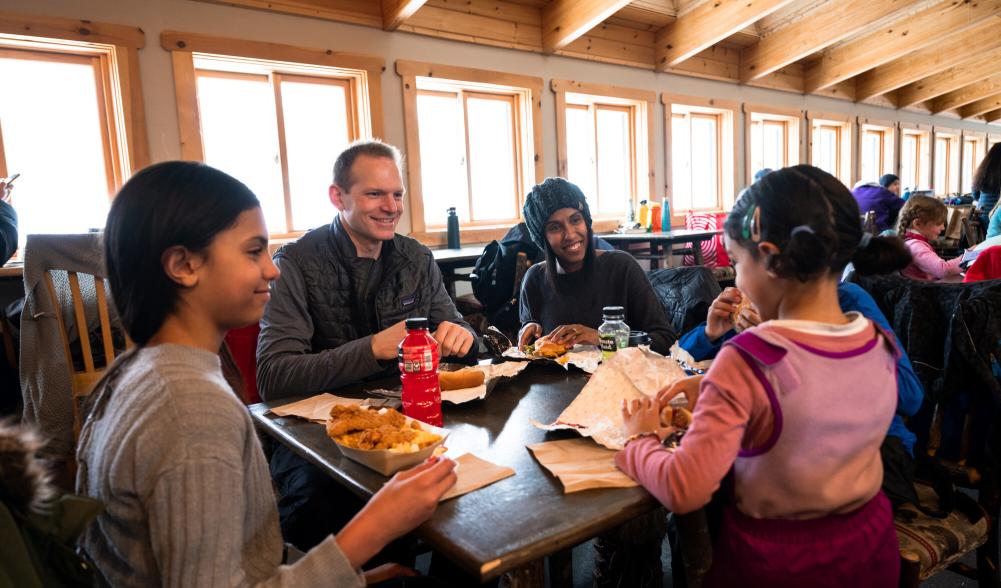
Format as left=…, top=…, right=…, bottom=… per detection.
left=851, top=234, right=912, bottom=276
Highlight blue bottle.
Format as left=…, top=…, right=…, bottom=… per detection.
left=661, top=198, right=671, bottom=232
left=446, top=207, right=461, bottom=249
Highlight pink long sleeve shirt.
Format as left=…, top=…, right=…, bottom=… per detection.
left=615, top=315, right=897, bottom=519
left=901, top=230, right=963, bottom=281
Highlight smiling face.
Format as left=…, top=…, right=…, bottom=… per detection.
left=329, top=154, right=405, bottom=250
left=189, top=207, right=279, bottom=331
left=912, top=216, right=945, bottom=241
left=544, top=207, right=589, bottom=272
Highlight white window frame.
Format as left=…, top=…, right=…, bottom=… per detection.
left=743, top=104, right=803, bottom=187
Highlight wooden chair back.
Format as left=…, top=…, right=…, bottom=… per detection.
left=862, top=210, right=877, bottom=235
left=42, top=270, right=128, bottom=441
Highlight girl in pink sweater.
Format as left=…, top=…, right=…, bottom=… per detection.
left=897, top=195, right=963, bottom=281
left=617, top=165, right=902, bottom=587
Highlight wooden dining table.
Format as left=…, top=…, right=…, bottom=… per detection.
left=249, top=362, right=660, bottom=585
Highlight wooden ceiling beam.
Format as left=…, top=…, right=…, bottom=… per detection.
left=898, top=51, right=1001, bottom=108
left=740, top=0, right=902, bottom=83
left=932, top=74, right=1001, bottom=114
left=984, top=109, right=1001, bottom=123
left=804, top=0, right=1001, bottom=94
left=382, top=0, right=429, bottom=31
left=656, top=0, right=794, bottom=70
left=958, top=93, right=1001, bottom=120
left=542, top=0, right=633, bottom=53
left=854, top=18, right=1001, bottom=101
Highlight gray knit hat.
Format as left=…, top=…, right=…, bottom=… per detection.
left=522, top=177, right=592, bottom=248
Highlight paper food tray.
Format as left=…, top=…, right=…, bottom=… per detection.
left=332, top=416, right=449, bottom=476
left=439, top=362, right=529, bottom=404
left=501, top=344, right=602, bottom=373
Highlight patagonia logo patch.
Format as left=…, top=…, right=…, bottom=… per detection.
left=401, top=293, right=417, bottom=308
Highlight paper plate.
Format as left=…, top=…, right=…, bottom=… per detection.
left=331, top=417, right=449, bottom=476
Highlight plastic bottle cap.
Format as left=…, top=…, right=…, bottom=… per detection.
left=405, top=317, right=429, bottom=330
left=602, top=305, right=625, bottom=320
left=628, top=330, right=651, bottom=347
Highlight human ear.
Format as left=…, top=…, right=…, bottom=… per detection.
left=328, top=184, right=346, bottom=211
left=757, top=241, right=782, bottom=277
left=160, top=246, right=204, bottom=288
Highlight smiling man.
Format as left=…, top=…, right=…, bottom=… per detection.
left=256, top=140, right=477, bottom=550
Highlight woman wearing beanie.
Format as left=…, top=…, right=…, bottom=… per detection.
left=517, top=177, right=677, bottom=355
left=851, top=174, right=903, bottom=233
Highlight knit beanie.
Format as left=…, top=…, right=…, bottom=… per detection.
left=522, top=177, right=592, bottom=248
left=879, top=173, right=899, bottom=188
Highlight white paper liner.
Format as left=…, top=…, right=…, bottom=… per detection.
left=439, top=362, right=530, bottom=404
left=501, top=344, right=603, bottom=373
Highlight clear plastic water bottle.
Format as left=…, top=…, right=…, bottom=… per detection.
left=398, top=317, right=443, bottom=426
left=598, top=306, right=630, bottom=360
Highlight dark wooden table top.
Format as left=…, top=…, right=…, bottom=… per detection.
left=430, top=245, right=485, bottom=268
left=249, top=362, right=658, bottom=581
left=598, top=228, right=722, bottom=243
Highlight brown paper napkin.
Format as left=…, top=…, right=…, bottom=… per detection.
left=527, top=438, right=638, bottom=493
left=270, top=394, right=370, bottom=423
left=440, top=453, right=515, bottom=501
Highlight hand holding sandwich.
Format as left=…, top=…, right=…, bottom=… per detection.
left=547, top=323, right=599, bottom=347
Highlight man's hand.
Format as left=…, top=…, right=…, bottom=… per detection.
left=433, top=321, right=474, bottom=358
left=518, top=323, right=542, bottom=348
left=371, top=320, right=408, bottom=360
left=621, top=397, right=672, bottom=440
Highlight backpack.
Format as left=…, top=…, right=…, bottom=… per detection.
left=470, top=224, right=542, bottom=314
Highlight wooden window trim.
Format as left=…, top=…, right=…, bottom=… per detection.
left=857, top=117, right=896, bottom=182
left=460, top=90, right=522, bottom=227
left=397, top=60, right=543, bottom=247
left=961, top=131, right=986, bottom=193
left=933, top=126, right=962, bottom=195
left=0, top=11, right=149, bottom=179
left=552, top=79, right=655, bottom=220
left=670, top=111, right=724, bottom=216
left=899, top=123, right=932, bottom=190
left=164, top=31, right=384, bottom=162
left=805, top=111, right=855, bottom=186
left=662, top=93, right=737, bottom=226
left=742, top=103, right=804, bottom=186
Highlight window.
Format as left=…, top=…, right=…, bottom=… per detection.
left=665, top=96, right=736, bottom=218
left=900, top=125, right=931, bottom=191
left=553, top=80, right=654, bottom=225
left=0, top=14, right=148, bottom=247
left=398, top=60, right=542, bottom=245
left=807, top=114, right=852, bottom=187
left=933, top=128, right=961, bottom=195
left=744, top=105, right=801, bottom=185
left=858, top=120, right=895, bottom=184
left=166, top=32, right=383, bottom=238
left=961, top=132, right=985, bottom=194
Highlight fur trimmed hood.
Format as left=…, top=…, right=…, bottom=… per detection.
left=0, top=420, right=56, bottom=515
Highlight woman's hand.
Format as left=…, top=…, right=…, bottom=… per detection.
left=547, top=324, right=599, bottom=347
left=336, top=457, right=457, bottom=570
left=621, top=397, right=672, bottom=440
left=518, top=323, right=542, bottom=348
left=705, top=288, right=743, bottom=341
left=363, top=563, right=419, bottom=584
left=656, top=375, right=704, bottom=412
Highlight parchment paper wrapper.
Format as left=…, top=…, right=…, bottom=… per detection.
left=501, top=344, right=602, bottom=373
left=527, top=438, right=638, bottom=493
left=532, top=347, right=688, bottom=449
left=669, top=341, right=713, bottom=373
left=270, top=394, right=395, bottom=423
left=441, top=453, right=516, bottom=501
left=439, top=362, right=531, bottom=404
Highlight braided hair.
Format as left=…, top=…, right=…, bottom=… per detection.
left=895, top=195, right=946, bottom=236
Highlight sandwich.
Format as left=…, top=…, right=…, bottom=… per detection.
left=660, top=405, right=693, bottom=429
left=731, top=292, right=753, bottom=325
left=533, top=338, right=568, bottom=359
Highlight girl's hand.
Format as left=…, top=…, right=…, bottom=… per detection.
left=656, top=375, right=704, bottom=412
left=337, top=458, right=457, bottom=569
left=705, top=288, right=742, bottom=341
left=734, top=304, right=761, bottom=333
left=621, top=397, right=672, bottom=440
left=548, top=324, right=599, bottom=347
left=518, top=323, right=542, bottom=348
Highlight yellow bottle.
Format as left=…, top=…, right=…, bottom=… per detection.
left=638, top=200, right=649, bottom=229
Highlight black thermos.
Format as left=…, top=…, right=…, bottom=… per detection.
left=446, top=207, right=460, bottom=249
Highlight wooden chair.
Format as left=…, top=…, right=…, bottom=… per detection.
left=42, top=269, right=128, bottom=441
left=962, top=215, right=985, bottom=248
left=862, top=210, right=877, bottom=235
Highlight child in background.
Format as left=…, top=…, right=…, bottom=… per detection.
left=77, top=161, right=457, bottom=587
left=897, top=195, right=963, bottom=281
left=618, top=165, right=901, bottom=587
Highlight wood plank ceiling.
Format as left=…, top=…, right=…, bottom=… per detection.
left=199, top=0, right=1001, bottom=122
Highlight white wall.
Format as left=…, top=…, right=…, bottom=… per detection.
left=7, top=0, right=1000, bottom=235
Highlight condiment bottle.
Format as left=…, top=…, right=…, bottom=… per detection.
left=651, top=201, right=662, bottom=232
left=638, top=200, right=649, bottom=229
left=398, top=317, right=443, bottom=426
left=598, top=306, right=630, bottom=360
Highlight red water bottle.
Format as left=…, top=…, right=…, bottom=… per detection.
left=398, top=317, right=443, bottom=426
